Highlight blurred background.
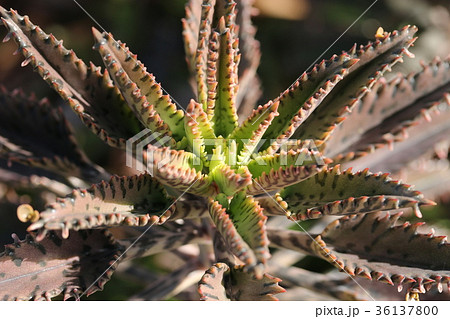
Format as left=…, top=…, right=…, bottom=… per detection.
left=0, top=0, right=449, bottom=300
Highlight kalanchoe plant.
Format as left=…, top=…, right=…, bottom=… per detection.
left=0, top=0, right=449, bottom=301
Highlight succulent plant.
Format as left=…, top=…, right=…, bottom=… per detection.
left=0, top=0, right=449, bottom=301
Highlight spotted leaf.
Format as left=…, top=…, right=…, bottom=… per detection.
left=312, top=212, right=450, bottom=294
left=267, top=228, right=313, bottom=254
left=28, top=174, right=175, bottom=238
left=120, top=220, right=208, bottom=260
left=209, top=192, right=269, bottom=279
left=0, top=87, right=106, bottom=182
left=261, top=53, right=358, bottom=153
left=246, top=148, right=326, bottom=195
left=198, top=263, right=284, bottom=300
left=143, top=145, right=215, bottom=197
left=209, top=164, right=252, bottom=196
left=211, top=15, right=240, bottom=137
left=229, top=101, right=279, bottom=164
left=0, top=230, right=123, bottom=300
left=327, top=57, right=450, bottom=165
left=0, top=160, right=74, bottom=207
left=233, top=0, right=262, bottom=115
left=0, top=7, right=143, bottom=148
left=274, top=166, right=433, bottom=220
left=182, top=0, right=204, bottom=75
left=293, top=25, right=418, bottom=147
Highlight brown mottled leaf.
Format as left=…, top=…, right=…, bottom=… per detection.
left=170, top=194, right=209, bottom=220
left=28, top=174, right=175, bottom=238
left=0, top=87, right=106, bottom=182
left=272, top=267, right=367, bottom=301
left=131, top=261, right=204, bottom=301
left=212, top=229, right=236, bottom=264
left=344, top=93, right=450, bottom=174
left=234, top=0, right=261, bottom=113
left=397, top=157, right=450, bottom=201
left=0, top=158, right=72, bottom=195
left=198, top=263, right=284, bottom=300
left=0, top=230, right=123, bottom=300
left=120, top=220, right=208, bottom=260
left=261, top=53, right=358, bottom=153
left=327, top=57, right=450, bottom=164
left=267, top=228, right=312, bottom=254
left=182, top=0, right=203, bottom=74
left=275, top=166, right=432, bottom=220
left=0, top=7, right=143, bottom=148
left=198, top=262, right=229, bottom=300
left=313, top=212, right=450, bottom=294
left=293, top=25, right=418, bottom=147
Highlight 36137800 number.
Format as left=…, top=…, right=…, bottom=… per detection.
left=375, top=305, right=438, bottom=316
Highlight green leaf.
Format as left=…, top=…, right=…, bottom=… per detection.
left=313, top=212, right=450, bottom=294
left=246, top=149, right=326, bottom=195
left=92, top=28, right=180, bottom=146
left=209, top=192, right=269, bottom=278
left=198, top=263, right=285, bottom=300
left=0, top=230, right=123, bottom=300
left=211, top=17, right=240, bottom=137
left=28, top=174, right=175, bottom=238
left=210, top=164, right=252, bottom=196
left=209, top=199, right=258, bottom=276
left=228, top=191, right=270, bottom=265
left=277, top=166, right=433, bottom=220
left=260, top=53, right=359, bottom=152
left=194, top=0, right=216, bottom=110
left=229, top=101, right=279, bottom=164
left=184, top=99, right=216, bottom=163
left=0, top=88, right=105, bottom=182
left=143, top=145, right=215, bottom=197
left=248, top=148, right=324, bottom=178
left=92, top=28, right=186, bottom=142
left=0, top=8, right=143, bottom=148
left=293, top=25, right=418, bottom=147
